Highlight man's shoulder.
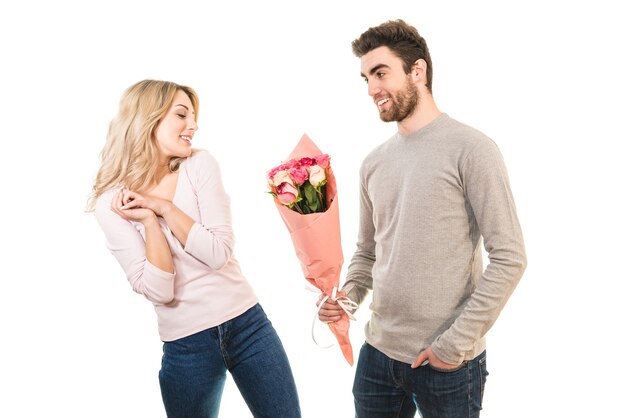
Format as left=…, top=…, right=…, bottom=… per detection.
left=359, top=133, right=397, bottom=169
left=440, top=115, right=492, bottom=146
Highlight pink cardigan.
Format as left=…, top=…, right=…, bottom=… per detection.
left=95, top=150, right=258, bottom=341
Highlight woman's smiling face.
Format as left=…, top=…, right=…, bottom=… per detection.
left=153, top=89, right=197, bottom=160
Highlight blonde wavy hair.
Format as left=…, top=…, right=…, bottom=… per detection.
left=86, top=79, right=199, bottom=212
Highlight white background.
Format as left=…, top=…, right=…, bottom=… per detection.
left=1, top=0, right=624, bottom=416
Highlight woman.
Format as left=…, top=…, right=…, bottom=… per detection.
left=87, top=79, right=301, bottom=417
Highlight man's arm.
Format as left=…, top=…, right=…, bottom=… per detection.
left=431, top=138, right=527, bottom=365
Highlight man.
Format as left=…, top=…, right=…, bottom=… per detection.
left=318, top=19, right=527, bottom=417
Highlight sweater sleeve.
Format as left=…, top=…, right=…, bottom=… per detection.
left=182, top=151, right=235, bottom=270
left=432, top=139, right=527, bottom=364
left=343, top=166, right=376, bottom=306
left=94, top=192, right=176, bottom=305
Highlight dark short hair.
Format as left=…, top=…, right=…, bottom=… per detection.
left=352, top=19, right=433, bottom=92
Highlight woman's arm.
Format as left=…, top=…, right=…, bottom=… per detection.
left=117, top=187, right=194, bottom=249
left=95, top=189, right=176, bottom=304
left=116, top=152, right=236, bottom=271
left=179, top=151, right=236, bottom=270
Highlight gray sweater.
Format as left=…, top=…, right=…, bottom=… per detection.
left=344, top=113, right=527, bottom=365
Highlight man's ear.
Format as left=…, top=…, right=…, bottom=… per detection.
left=411, top=59, right=428, bottom=84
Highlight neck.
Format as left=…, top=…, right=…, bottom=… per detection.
left=397, top=93, right=442, bottom=136
left=154, top=160, right=171, bottom=185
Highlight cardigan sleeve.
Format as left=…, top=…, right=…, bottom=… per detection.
left=94, top=190, right=176, bottom=305
left=182, top=151, right=235, bottom=270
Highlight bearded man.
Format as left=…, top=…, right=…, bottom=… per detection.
left=317, top=19, right=527, bottom=418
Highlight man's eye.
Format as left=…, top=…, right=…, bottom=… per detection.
left=363, top=78, right=369, bottom=84
left=376, top=72, right=385, bottom=78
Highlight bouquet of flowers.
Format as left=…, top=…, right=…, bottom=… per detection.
left=267, top=152, right=331, bottom=214
left=266, top=133, right=355, bottom=365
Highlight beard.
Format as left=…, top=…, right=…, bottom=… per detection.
left=379, top=76, right=420, bottom=123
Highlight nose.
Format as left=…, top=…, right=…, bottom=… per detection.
left=187, top=117, right=198, bottom=131
left=367, top=79, right=381, bottom=97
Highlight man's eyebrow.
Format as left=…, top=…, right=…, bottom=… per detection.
left=360, top=63, right=391, bottom=78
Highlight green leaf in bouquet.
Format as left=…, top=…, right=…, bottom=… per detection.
left=303, top=182, right=321, bottom=213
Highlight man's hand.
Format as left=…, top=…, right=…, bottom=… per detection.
left=316, top=294, right=344, bottom=323
left=411, top=346, right=460, bottom=369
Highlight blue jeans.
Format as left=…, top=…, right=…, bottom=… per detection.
left=159, top=304, right=301, bottom=418
left=353, top=343, right=488, bottom=418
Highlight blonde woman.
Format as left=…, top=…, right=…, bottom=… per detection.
left=88, top=80, right=301, bottom=418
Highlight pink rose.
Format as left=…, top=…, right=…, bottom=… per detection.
left=267, top=166, right=281, bottom=180
left=299, top=157, right=315, bottom=167
left=308, top=165, right=327, bottom=188
left=268, top=159, right=300, bottom=181
left=314, top=154, right=330, bottom=169
left=289, top=167, right=308, bottom=185
left=284, top=159, right=300, bottom=169
left=276, top=182, right=299, bottom=205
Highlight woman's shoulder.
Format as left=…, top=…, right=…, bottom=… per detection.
left=93, top=187, right=120, bottom=222
left=184, top=149, right=220, bottom=173
left=94, top=188, right=116, bottom=209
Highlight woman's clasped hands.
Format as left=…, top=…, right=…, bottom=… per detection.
left=111, top=187, right=170, bottom=224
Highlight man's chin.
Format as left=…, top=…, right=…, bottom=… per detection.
left=379, top=112, right=395, bottom=123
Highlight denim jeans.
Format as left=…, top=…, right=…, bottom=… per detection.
left=353, top=343, right=488, bottom=418
left=159, top=304, right=301, bottom=418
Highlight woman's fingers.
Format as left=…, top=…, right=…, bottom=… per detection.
left=120, top=190, right=142, bottom=209
left=111, top=188, right=138, bottom=217
left=121, top=189, right=135, bottom=206
left=111, top=190, right=123, bottom=213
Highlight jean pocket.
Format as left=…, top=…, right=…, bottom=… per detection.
left=478, top=353, right=488, bottom=382
left=426, top=361, right=466, bottom=373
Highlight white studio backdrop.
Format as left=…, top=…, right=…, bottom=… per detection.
left=1, top=0, right=624, bottom=416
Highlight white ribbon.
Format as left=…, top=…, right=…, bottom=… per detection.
left=309, top=285, right=358, bottom=348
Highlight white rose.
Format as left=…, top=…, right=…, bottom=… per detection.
left=308, top=165, right=326, bottom=187
left=272, top=170, right=293, bottom=187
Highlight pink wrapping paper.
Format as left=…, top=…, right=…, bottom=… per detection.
left=273, top=134, right=353, bottom=365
